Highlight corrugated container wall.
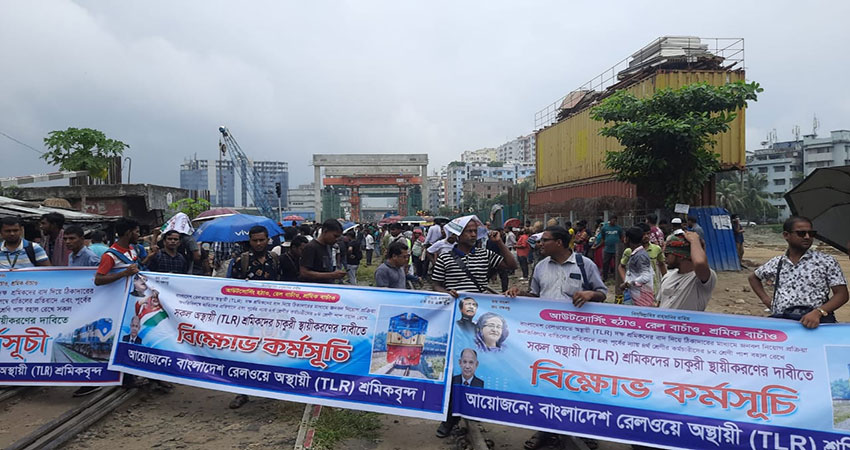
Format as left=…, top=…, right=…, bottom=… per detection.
left=536, top=70, right=746, bottom=189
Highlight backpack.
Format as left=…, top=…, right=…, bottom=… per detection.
left=411, top=240, right=424, bottom=258
left=23, top=241, right=37, bottom=266
left=105, top=244, right=147, bottom=270
left=574, top=253, right=593, bottom=291
left=239, top=251, right=279, bottom=280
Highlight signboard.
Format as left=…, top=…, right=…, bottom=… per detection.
left=0, top=268, right=125, bottom=385
left=450, top=293, right=850, bottom=450
left=108, top=273, right=455, bottom=420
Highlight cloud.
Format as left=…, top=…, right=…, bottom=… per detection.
left=1, top=0, right=849, bottom=190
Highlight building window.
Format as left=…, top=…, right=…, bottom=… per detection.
left=758, top=167, right=768, bottom=173
left=774, top=166, right=785, bottom=172
left=774, top=179, right=786, bottom=186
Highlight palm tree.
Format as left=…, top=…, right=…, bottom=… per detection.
left=716, top=178, right=745, bottom=212
left=715, top=172, right=777, bottom=220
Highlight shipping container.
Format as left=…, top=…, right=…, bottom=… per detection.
left=536, top=70, right=747, bottom=189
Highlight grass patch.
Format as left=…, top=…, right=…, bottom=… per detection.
left=356, top=262, right=379, bottom=286
left=313, top=407, right=382, bottom=450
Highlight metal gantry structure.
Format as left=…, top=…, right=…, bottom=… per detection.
left=218, top=126, right=276, bottom=219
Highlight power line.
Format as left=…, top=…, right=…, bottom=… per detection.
left=0, top=131, right=44, bottom=155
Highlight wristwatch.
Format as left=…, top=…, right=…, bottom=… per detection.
left=817, top=307, right=828, bottom=317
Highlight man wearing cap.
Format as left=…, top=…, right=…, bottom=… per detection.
left=667, top=218, right=684, bottom=242
left=657, top=231, right=716, bottom=311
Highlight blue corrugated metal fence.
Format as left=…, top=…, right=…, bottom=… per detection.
left=690, top=207, right=741, bottom=272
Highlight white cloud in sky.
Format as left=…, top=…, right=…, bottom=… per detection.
left=1, top=0, right=849, bottom=187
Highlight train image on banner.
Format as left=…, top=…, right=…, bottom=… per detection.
left=386, top=313, right=428, bottom=366
left=57, top=318, right=114, bottom=361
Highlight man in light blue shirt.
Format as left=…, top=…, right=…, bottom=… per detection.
left=511, top=226, right=607, bottom=304
left=0, top=217, right=50, bottom=269
left=65, top=225, right=100, bottom=267
left=506, top=225, right=606, bottom=449
left=88, top=230, right=109, bottom=257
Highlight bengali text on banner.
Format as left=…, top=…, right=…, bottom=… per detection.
left=107, top=272, right=455, bottom=420
left=450, top=293, right=850, bottom=450
left=0, top=268, right=126, bottom=385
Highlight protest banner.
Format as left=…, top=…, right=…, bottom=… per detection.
left=108, top=272, right=455, bottom=420
left=0, top=268, right=126, bottom=385
left=450, top=293, right=850, bottom=450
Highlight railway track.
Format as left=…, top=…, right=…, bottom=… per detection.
left=383, top=365, right=411, bottom=376
left=0, top=386, right=30, bottom=403
left=7, top=386, right=138, bottom=450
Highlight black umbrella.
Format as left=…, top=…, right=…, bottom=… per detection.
left=784, top=166, right=850, bottom=253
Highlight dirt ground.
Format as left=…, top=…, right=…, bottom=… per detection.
left=3, top=227, right=848, bottom=450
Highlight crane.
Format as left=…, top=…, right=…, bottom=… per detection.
left=218, top=126, right=276, bottom=219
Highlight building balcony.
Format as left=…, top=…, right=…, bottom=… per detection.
left=805, top=153, right=834, bottom=162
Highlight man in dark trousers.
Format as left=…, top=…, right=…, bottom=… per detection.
left=343, top=230, right=362, bottom=285
left=439, top=348, right=484, bottom=438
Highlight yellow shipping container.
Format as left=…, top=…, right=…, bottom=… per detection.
left=536, top=70, right=747, bottom=189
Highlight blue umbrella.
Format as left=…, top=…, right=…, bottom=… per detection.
left=192, top=214, right=285, bottom=243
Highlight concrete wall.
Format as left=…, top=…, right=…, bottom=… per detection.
left=15, top=184, right=195, bottom=226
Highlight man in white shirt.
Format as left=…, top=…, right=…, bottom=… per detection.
left=364, top=232, right=375, bottom=266
left=657, top=232, right=716, bottom=311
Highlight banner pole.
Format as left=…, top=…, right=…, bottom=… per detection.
left=293, top=403, right=322, bottom=450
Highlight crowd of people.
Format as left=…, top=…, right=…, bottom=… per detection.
left=0, top=208, right=847, bottom=448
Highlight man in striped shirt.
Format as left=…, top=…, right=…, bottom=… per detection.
left=433, top=215, right=517, bottom=439
left=432, top=216, right=517, bottom=297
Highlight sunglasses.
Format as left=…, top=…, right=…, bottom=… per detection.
left=791, top=230, right=817, bottom=238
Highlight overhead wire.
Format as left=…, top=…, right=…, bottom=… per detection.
left=0, top=131, right=45, bottom=155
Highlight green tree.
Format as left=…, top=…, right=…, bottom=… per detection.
left=42, top=128, right=129, bottom=180
left=715, top=171, right=779, bottom=220
left=590, top=81, right=762, bottom=207
left=716, top=178, right=745, bottom=212
left=168, top=198, right=211, bottom=220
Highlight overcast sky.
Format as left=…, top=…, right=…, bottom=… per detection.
left=2, top=1, right=848, bottom=188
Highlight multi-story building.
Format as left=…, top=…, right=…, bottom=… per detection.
left=746, top=129, right=850, bottom=220
left=179, top=159, right=236, bottom=207
left=497, top=134, right=535, bottom=163
left=463, top=178, right=512, bottom=201
left=287, top=183, right=317, bottom=217
left=746, top=140, right=803, bottom=220
left=461, top=148, right=498, bottom=163
left=252, top=160, right=289, bottom=211
left=802, top=130, right=850, bottom=175
left=180, top=158, right=287, bottom=208
left=427, top=175, right=445, bottom=213
left=445, top=161, right=535, bottom=208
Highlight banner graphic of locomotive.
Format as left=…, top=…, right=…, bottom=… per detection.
left=108, top=273, right=455, bottom=420
left=0, top=268, right=125, bottom=385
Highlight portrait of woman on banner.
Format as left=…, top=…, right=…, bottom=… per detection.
left=475, top=312, right=508, bottom=352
